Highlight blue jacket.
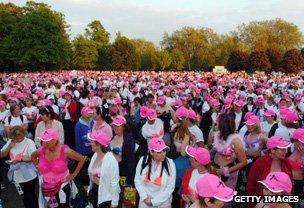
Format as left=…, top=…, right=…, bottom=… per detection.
left=75, top=118, right=93, bottom=155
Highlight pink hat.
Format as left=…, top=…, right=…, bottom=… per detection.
left=111, top=116, right=127, bottom=126
left=43, top=99, right=52, bottom=106
left=264, top=109, right=276, bottom=117
left=113, top=97, right=122, bottom=105
left=235, top=100, right=244, bottom=107
left=148, top=137, right=168, bottom=152
left=292, top=128, right=304, bottom=143
left=157, top=96, right=166, bottom=105
left=244, top=112, right=255, bottom=121
left=185, top=146, right=210, bottom=165
left=171, top=99, right=182, bottom=108
left=140, top=106, right=149, bottom=118
left=196, top=173, right=236, bottom=202
left=146, top=108, right=157, bottom=121
left=175, top=107, right=189, bottom=120
left=188, top=108, right=196, bottom=120
left=256, top=97, right=265, bottom=105
left=244, top=115, right=260, bottom=126
left=81, top=106, right=93, bottom=116
left=258, top=172, right=292, bottom=194
left=267, top=136, right=291, bottom=149
left=210, top=99, right=221, bottom=107
left=87, top=131, right=111, bottom=147
left=279, top=107, right=289, bottom=120
left=0, top=100, right=6, bottom=107
left=38, top=128, right=59, bottom=142
left=285, top=110, right=298, bottom=123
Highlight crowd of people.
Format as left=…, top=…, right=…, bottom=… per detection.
left=0, top=70, right=303, bottom=208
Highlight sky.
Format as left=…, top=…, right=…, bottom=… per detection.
left=3, top=0, right=304, bottom=45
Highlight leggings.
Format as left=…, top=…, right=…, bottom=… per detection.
left=55, top=183, right=71, bottom=208
left=19, top=177, right=39, bottom=208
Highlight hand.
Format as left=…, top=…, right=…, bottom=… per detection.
left=216, top=168, right=223, bottom=176
left=8, top=140, right=16, bottom=149
left=64, top=173, right=76, bottom=183
left=92, top=175, right=100, bottom=185
left=144, top=197, right=152, bottom=206
left=182, top=194, right=191, bottom=204
left=188, top=194, right=196, bottom=203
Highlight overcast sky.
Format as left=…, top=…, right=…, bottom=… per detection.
left=3, top=0, right=304, bottom=45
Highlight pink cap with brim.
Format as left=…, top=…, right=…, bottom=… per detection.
left=210, top=99, right=221, bottom=107
left=196, top=173, right=236, bottom=202
left=140, top=106, right=149, bottom=118
left=188, top=108, right=196, bottom=120
left=235, top=100, right=244, bottom=107
left=267, top=136, right=291, bottom=149
left=175, top=107, right=189, bottom=120
left=264, top=109, right=276, bottom=117
left=146, top=108, right=157, bottom=121
left=157, top=96, right=166, bottom=105
left=244, top=112, right=255, bottom=121
left=87, top=131, right=111, bottom=147
left=111, top=116, right=127, bottom=126
left=81, top=106, right=94, bottom=116
left=185, top=146, right=210, bottom=165
left=148, top=137, right=168, bottom=152
left=38, top=128, right=59, bottom=142
left=0, top=100, right=6, bottom=107
left=292, top=128, right=304, bottom=143
left=171, top=99, right=182, bottom=108
left=114, top=97, right=122, bottom=105
left=244, top=115, right=260, bottom=126
left=258, top=172, right=292, bottom=194
left=285, top=110, right=298, bottom=123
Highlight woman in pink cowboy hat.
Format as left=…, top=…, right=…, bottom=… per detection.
left=31, top=128, right=85, bottom=208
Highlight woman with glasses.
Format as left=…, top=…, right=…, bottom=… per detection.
left=134, top=137, right=176, bottom=207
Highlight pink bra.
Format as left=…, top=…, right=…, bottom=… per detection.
left=10, top=144, right=28, bottom=161
left=144, top=173, right=162, bottom=186
left=38, top=145, right=69, bottom=185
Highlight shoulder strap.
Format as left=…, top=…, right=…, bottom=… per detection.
left=140, top=154, right=148, bottom=174
left=8, top=116, right=12, bottom=125
left=20, top=115, right=24, bottom=123
left=268, top=123, right=279, bottom=138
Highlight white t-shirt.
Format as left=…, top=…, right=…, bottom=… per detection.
left=52, top=104, right=60, bottom=115
left=235, top=112, right=242, bottom=130
left=22, top=106, right=38, bottom=123
left=141, top=118, right=164, bottom=141
left=1, top=138, right=37, bottom=183
left=189, top=125, right=204, bottom=143
left=79, top=98, right=89, bottom=106
left=188, top=170, right=206, bottom=195
left=0, top=110, right=9, bottom=123
left=4, top=115, right=28, bottom=127
left=261, top=121, right=274, bottom=136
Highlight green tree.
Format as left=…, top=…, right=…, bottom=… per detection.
left=111, top=33, right=140, bottom=70
left=280, top=49, right=304, bottom=74
left=131, top=38, right=157, bottom=70
left=170, top=48, right=184, bottom=70
left=249, top=51, right=271, bottom=73
left=72, top=35, right=98, bottom=69
left=85, top=20, right=110, bottom=46
left=97, top=44, right=112, bottom=69
left=226, top=50, right=249, bottom=72
left=301, top=48, right=304, bottom=59
left=154, top=49, right=172, bottom=70
left=233, top=18, right=303, bottom=52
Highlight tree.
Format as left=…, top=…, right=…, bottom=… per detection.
left=249, top=51, right=271, bottom=73
left=72, top=35, right=99, bottom=69
left=170, top=49, right=184, bottom=70
left=233, top=18, right=303, bottom=52
left=301, top=48, right=304, bottom=59
left=154, top=49, right=172, bottom=70
left=266, top=48, right=283, bottom=71
left=131, top=38, right=157, bottom=70
left=111, top=33, right=140, bottom=70
left=226, top=50, right=249, bottom=72
left=85, top=20, right=110, bottom=46
left=280, top=49, right=304, bottom=74
left=97, top=45, right=112, bottom=69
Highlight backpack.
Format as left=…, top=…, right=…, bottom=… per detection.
left=8, top=115, right=24, bottom=125
left=75, top=101, right=84, bottom=119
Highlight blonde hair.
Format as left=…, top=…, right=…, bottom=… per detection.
left=10, top=126, right=26, bottom=140
left=174, top=119, right=191, bottom=141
